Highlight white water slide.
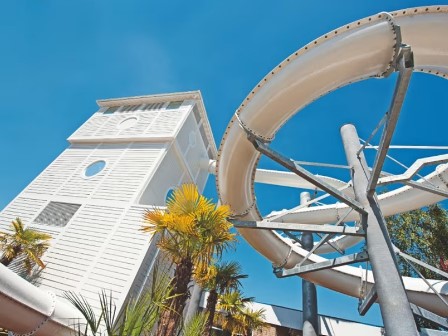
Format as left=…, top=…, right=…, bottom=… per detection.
left=217, top=5, right=448, bottom=318
left=1, top=6, right=447, bottom=336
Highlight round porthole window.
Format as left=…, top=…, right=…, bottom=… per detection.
left=118, top=117, right=138, bottom=130
left=84, top=160, right=106, bottom=178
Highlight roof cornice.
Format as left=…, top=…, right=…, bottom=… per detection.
left=96, top=91, right=201, bottom=107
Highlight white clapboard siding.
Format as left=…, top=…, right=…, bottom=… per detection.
left=176, top=113, right=197, bottom=154
left=185, top=133, right=207, bottom=180
left=57, top=145, right=124, bottom=199
left=118, top=111, right=160, bottom=136
left=26, top=146, right=95, bottom=197
left=70, top=114, right=109, bottom=138
left=138, top=147, right=185, bottom=205
left=38, top=204, right=125, bottom=295
left=69, top=107, right=186, bottom=141
left=127, top=233, right=160, bottom=299
left=92, top=144, right=164, bottom=203
left=195, top=169, right=209, bottom=192
left=0, top=197, right=47, bottom=233
left=146, top=110, right=184, bottom=136
left=81, top=206, right=153, bottom=313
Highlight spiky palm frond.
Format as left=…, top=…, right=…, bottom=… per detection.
left=166, top=184, right=215, bottom=216
left=142, top=184, right=236, bottom=336
left=0, top=218, right=51, bottom=273
left=196, top=261, right=247, bottom=295
left=217, top=291, right=254, bottom=315
left=64, top=291, right=102, bottom=334
left=218, top=291, right=265, bottom=336
left=181, top=312, right=209, bottom=336
left=66, top=264, right=174, bottom=336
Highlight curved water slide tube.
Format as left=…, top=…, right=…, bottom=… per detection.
left=0, top=264, right=83, bottom=335
left=217, top=6, right=448, bottom=316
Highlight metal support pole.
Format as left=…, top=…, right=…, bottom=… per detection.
left=341, top=124, right=418, bottom=336
left=300, top=192, right=319, bottom=336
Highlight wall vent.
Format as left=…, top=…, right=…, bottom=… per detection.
left=34, top=202, right=81, bottom=227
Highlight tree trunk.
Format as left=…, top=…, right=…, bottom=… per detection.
left=204, top=289, right=218, bottom=336
left=156, top=258, right=193, bottom=336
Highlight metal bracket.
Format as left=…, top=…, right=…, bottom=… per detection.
left=275, top=251, right=369, bottom=277
left=358, top=285, right=378, bottom=316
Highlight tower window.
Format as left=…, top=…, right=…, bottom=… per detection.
left=84, top=160, right=107, bottom=178
left=34, top=202, right=81, bottom=227
left=166, top=101, right=183, bottom=110
left=118, top=117, right=138, bottom=130
left=104, top=106, right=120, bottom=114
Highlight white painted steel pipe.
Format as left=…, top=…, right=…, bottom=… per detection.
left=0, top=264, right=83, bottom=335
left=217, top=6, right=448, bottom=316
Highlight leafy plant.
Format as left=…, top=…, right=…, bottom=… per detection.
left=181, top=312, right=208, bottom=336
left=387, top=204, right=448, bottom=279
left=196, top=261, right=247, bottom=336
left=217, top=290, right=265, bottom=336
left=65, top=264, right=173, bottom=336
left=0, top=217, right=51, bottom=274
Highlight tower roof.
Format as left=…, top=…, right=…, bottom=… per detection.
left=97, top=91, right=217, bottom=159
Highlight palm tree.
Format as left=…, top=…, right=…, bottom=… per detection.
left=141, top=184, right=235, bottom=336
left=196, top=261, right=247, bottom=336
left=217, top=291, right=265, bottom=336
left=0, top=218, right=51, bottom=274
left=238, top=307, right=266, bottom=336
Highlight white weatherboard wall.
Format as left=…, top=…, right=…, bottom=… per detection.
left=0, top=91, right=216, bottom=317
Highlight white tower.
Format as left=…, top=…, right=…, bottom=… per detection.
left=0, top=91, right=216, bottom=314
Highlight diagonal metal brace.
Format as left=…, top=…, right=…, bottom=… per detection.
left=410, top=303, right=448, bottom=330
left=232, top=220, right=365, bottom=236
left=367, top=45, right=414, bottom=194
left=275, top=251, right=369, bottom=277
left=248, top=136, right=366, bottom=215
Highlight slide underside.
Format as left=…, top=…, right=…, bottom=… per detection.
left=217, top=6, right=448, bottom=316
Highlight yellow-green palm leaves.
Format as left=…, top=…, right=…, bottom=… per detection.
left=141, top=184, right=235, bottom=336
left=142, top=184, right=235, bottom=275
left=0, top=218, right=51, bottom=274
left=217, top=291, right=265, bottom=336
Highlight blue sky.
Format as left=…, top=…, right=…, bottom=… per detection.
left=1, top=0, right=447, bottom=327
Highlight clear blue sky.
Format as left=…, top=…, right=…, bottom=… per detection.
left=1, top=0, right=447, bottom=327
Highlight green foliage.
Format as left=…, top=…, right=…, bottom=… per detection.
left=217, top=290, right=266, bottom=336
left=65, top=264, right=173, bottom=336
left=181, top=312, right=209, bottom=336
left=197, top=261, right=247, bottom=294
left=0, top=217, right=51, bottom=274
left=386, top=204, right=448, bottom=280
left=141, top=184, right=236, bottom=336
left=387, top=204, right=448, bottom=330
left=196, top=261, right=248, bottom=336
